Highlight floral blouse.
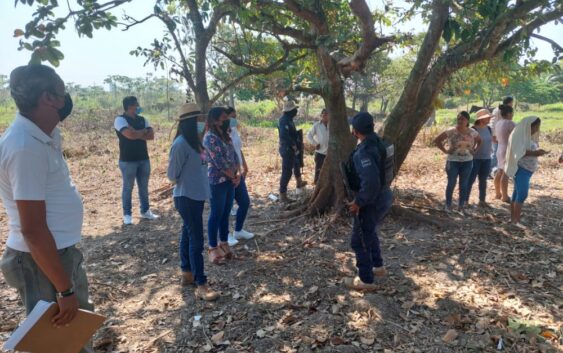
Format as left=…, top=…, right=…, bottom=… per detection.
left=203, top=131, right=240, bottom=185
left=445, top=127, right=479, bottom=162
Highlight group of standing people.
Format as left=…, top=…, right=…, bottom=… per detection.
left=434, top=96, right=549, bottom=226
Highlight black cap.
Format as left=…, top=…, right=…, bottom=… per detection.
left=351, top=112, right=374, bottom=135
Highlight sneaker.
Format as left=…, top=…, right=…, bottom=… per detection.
left=234, top=229, right=254, bottom=240
left=123, top=215, right=133, bottom=225
left=141, top=210, right=159, bottom=220
left=227, top=233, right=239, bottom=246
left=230, top=206, right=238, bottom=216
left=343, top=276, right=378, bottom=292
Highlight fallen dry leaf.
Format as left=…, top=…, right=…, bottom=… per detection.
left=211, top=331, right=224, bottom=345
left=442, top=329, right=458, bottom=343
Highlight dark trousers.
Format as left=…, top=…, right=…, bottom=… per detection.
left=467, top=159, right=491, bottom=203
left=314, top=152, right=326, bottom=184
left=234, top=176, right=250, bottom=232
left=279, top=150, right=301, bottom=193
left=445, top=160, right=473, bottom=207
left=174, top=197, right=207, bottom=285
left=208, top=181, right=235, bottom=248
left=350, top=205, right=383, bottom=284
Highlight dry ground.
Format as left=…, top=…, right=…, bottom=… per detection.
left=0, top=117, right=561, bottom=353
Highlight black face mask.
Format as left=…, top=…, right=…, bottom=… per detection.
left=58, top=93, right=73, bottom=121
left=221, top=120, right=230, bottom=133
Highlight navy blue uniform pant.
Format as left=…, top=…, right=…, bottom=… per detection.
left=279, top=149, right=301, bottom=193
left=350, top=204, right=383, bottom=284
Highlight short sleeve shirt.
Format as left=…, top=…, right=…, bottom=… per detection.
left=0, top=113, right=84, bottom=252
left=445, top=127, right=479, bottom=162
left=518, top=141, right=539, bottom=173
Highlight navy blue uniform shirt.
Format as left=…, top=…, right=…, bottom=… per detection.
left=352, top=134, right=393, bottom=217
left=278, top=113, right=299, bottom=152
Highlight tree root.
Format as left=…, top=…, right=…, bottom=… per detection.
left=390, top=205, right=455, bottom=229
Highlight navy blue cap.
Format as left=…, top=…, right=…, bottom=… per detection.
left=351, top=112, right=374, bottom=134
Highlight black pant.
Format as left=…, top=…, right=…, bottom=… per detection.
left=314, top=152, right=326, bottom=183
left=279, top=150, right=301, bottom=193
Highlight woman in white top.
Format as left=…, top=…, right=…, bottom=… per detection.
left=504, top=117, right=548, bottom=226
left=225, top=107, right=254, bottom=245
left=493, top=104, right=515, bottom=202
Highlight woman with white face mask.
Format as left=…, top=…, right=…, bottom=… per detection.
left=225, top=107, right=254, bottom=246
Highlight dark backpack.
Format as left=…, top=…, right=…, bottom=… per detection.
left=343, top=134, right=395, bottom=192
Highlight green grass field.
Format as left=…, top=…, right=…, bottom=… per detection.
left=435, top=102, right=563, bottom=131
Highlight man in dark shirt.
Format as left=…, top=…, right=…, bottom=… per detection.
left=278, top=100, right=307, bottom=203
left=344, top=112, right=393, bottom=291
left=114, top=96, right=158, bottom=225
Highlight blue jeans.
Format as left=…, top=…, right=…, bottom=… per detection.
left=350, top=205, right=384, bottom=284
left=445, top=160, right=473, bottom=207
left=208, top=181, right=235, bottom=248
left=118, top=159, right=150, bottom=216
left=174, top=197, right=207, bottom=285
left=234, top=176, right=250, bottom=232
left=279, top=149, right=301, bottom=193
left=467, top=159, right=491, bottom=202
left=491, top=142, right=498, bottom=170
left=512, top=167, right=533, bottom=203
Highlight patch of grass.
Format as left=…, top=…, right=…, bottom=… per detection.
left=0, top=109, right=16, bottom=128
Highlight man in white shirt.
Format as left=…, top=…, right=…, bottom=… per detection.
left=307, top=109, right=329, bottom=184
left=490, top=96, right=513, bottom=175
left=0, top=65, right=93, bottom=353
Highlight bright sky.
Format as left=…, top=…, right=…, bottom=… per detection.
left=0, top=1, right=560, bottom=86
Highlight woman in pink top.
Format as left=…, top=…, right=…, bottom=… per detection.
left=493, top=104, right=515, bottom=202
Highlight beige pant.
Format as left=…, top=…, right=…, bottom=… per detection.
left=1, top=245, right=94, bottom=353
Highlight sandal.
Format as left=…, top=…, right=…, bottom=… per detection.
left=218, top=242, right=234, bottom=260
left=208, top=247, right=226, bottom=265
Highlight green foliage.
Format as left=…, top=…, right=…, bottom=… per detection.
left=236, top=100, right=278, bottom=120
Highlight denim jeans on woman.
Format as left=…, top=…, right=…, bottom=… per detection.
left=445, top=160, right=473, bottom=207
left=512, top=167, right=533, bottom=204
left=174, top=197, right=207, bottom=285
left=234, top=176, right=250, bottom=232
left=118, top=159, right=150, bottom=216
left=466, top=159, right=491, bottom=203
left=208, top=180, right=235, bottom=248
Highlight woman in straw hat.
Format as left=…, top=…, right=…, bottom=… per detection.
left=465, top=109, right=494, bottom=207
left=504, top=116, right=549, bottom=227
left=167, top=103, right=219, bottom=301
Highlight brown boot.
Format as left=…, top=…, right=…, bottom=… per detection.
left=280, top=192, right=294, bottom=203
left=208, top=247, right=226, bottom=265
left=343, top=276, right=378, bottom=292
left=195, top=284, right=219, bottom=301
left=373, top=266, right=387, bottom=278
left=296, top=177, right=308, bottom=188
left=181, top=271, right=194, bottom=286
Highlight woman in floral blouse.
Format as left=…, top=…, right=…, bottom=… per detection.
left=203, top=107, right=241, bottom=264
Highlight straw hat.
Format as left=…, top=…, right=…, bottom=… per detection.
left=282, top=100, right=299, bottom=112
left=177, top=103, right=205, bottom=120
left=475, top=108, right=492, bottom=121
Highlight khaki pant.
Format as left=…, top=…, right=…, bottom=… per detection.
left=1, top=245, right=94, bottom=353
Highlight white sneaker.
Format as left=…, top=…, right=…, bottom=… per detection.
left=141, top=210, right=159, bottom=220
left=230, top=205, right=238, bottom=216
left=227, top=233, right=239, bottom=246
left=234, top=229, right=254, bottom=240
left=123, top=215, right=133, bottom=225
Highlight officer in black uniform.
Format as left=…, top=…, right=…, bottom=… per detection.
left=344, top=112, right=393, bottom=291
left=278, top=100, right=307, bottom=203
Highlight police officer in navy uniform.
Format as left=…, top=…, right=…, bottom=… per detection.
left=344, top=112, right=393, bottom=291
left=278, top=100, right=307, bottom=203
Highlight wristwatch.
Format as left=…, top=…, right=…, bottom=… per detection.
left=56, top=287, right=75, bottom=299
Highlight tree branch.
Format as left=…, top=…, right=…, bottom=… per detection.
left=120, top=14, right=156, bottom=31
left=282, top=0, right=327, bottom=33
left=531, top=33, right=563, bottom=53
left=338, top=0, right=394, bottom=77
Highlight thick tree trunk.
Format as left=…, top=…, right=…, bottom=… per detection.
left=307, top=48, right=355, bottom=214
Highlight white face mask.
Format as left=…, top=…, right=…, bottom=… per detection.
left=197, top=122, right=205, bottom=133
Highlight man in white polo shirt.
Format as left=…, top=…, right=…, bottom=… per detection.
left=0, top=65, right=93, bottom=352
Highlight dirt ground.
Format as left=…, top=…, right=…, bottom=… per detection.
left=0, top=118, right=561, bottom=353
